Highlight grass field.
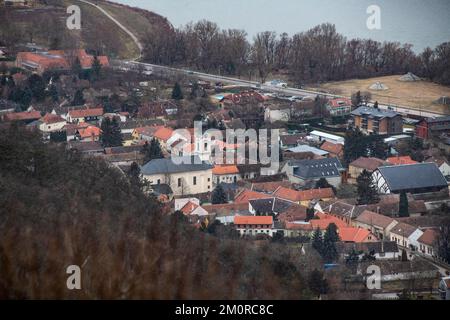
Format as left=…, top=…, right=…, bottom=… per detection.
left=311, top=75, right=450, bottom=114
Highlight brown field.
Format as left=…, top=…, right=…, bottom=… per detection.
left=311, top=75, right=450, bottom=114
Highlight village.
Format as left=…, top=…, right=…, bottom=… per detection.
left=1, top=42, right=450, bottom=300
left=1, top=0, right=450, bottom=302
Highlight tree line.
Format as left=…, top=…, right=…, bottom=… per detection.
left=143, top=21, right=450, bottom=85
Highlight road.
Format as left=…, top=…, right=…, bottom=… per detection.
left=81, top=0, right=447, bottom=119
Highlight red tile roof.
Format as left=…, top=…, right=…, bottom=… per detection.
left=320, top=141, right=343, bottom=156
left=153, top=127, right=174, bottom=142
left=213, top=165, right=239, bottom=175
left=310, top=213, right=349, bottom=230
left=68, top=108, right=104, bottom=119
left=417, top=229, right=438, bottom=246
left=328, top=98, right=352, bottom=108
left=234, top=215, right=273, bottom=225
left=350, top=157, right=386, bottom=171
left=338, top=227, right=374, bottom=243
left=387, top=156, right=418, bottom=166
left=273, top=187, right=335, bottom=202
left=234, top=189, right=272, bottom=204
left=3, top=111, right=41, bottom=122
left=78, top=126, right=101, bottom=139
left=41, top=113, right=65, bottom=124
left=180, top=201, right=199, bottom=215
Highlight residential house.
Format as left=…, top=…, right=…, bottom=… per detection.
left=338, top=227, right=377, bottom=243
left=237, top=164, right=261, bottom=180
left=75, top=125, right=101, bottom=142
left=372, top=163, right=449, bottom=195
left=326, top=98, right=352, bottom=116
left=67, top=141, right=104, bottom=155
left=353, top=210, right=398, bottom=240
left=234, top=216, right=274, bottom=237
left=389, top=222, right=423, bottom=249
left=212, top=165, right=240, bottom=185
left=140, top=156, right=213, bottom=196
left=234, top=189, right=272, bottom=204
left=282, top=157, right=344, bottom=187
left=320, top=141, right=344, bottom=159
left=16, top=49, right=109, bottom=75
left=2, top=110, right=41, bottom=124
left=174, top=198, right=209, bottom=217
left=417, top=228, right=439, bottom=258
left=351, top=106, right=403, bottom=135
left=38, top=113, right=66, bottom=133
left=348, top=157, right=387, bottom=184
left=67, top=108, right=103, bottom=124
left=280, top=134, right=306, bottom=149
left=416, top=116, right=450, bottom=140
left=248, top=197, right=293, bottom=216
left=273, top=186, right=335, bottom=207
left=250, top=181, right=292, bottom=194
left=277, top=204, right=308, bottom=223
left=386, top=156, right=417, bottom=166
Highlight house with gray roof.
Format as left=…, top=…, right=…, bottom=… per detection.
left=249, top=197, right=293, bottom=216
left=351, top=106, right=403, bottom=135
left=141, top=156, right=213, bottom=196
left=282, top=157, right=344, bottom=187
left=372, top=163, right=448, bottom=195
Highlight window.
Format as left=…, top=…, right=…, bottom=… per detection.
left=193, top=176, right=197, bottom=185
left=157, top=179, right=161, bottom=185
left=178, top=178, right=182, bottom=187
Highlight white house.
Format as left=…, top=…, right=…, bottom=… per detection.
left=264, top=106, right=290, bottom=123
left=38, top=113, right=66, bottom=133
left=417, top=229, right=438, bottom=258
left=234, top=215, right=274, bottom=237
left=174, top=198, right=209, bottom=216
left=389, top=222, right=423, bottom=250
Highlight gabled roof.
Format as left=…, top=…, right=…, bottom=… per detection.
left=287, top=145, right=329, bottom=156
left=141, top=156, right=213, bottom=175
left=77, top=126, right=101, bottom=139
left=339, top=227, right=374, bottom=243
left=153, top=127, right=174, bottom=142
left=320, top=141, right=343, bottom=156
left=328, top=98, right=351, bottom=108
left=213, top=165, right=239, bottom=175
left=180, top=201, right=200, bottom=215
left=417, top=229, right=438, bottom=246
left=273, top=187, right=335, bottom=202
left=249, top=197, right=293, bottom=214
left=355, top=210, right=396, bottom=229
left=234, top=189, right=272, bottom=204
left=277, top=204, right=308, bottom=222
left=251, top=181, right=292, bottom=193
left=376, top=163, right=448, bottom=192
left=310, top=212, right=349, bottom=230
left=41, top=113, right=65, bottom=124
left=3, top=111, right=41, bottom=122
left=68, top=108, right=103, bottom=119
left=351, top=106, right=400, bottom=119
left=386, top=156, right=417, bottom=166
left=291, top=157, right=344, bottom=179
left=234, top=215, right=273, bottom=225
left=350, top=157, right=386, bottom=171
left=389, top=222, right=418, bottom=238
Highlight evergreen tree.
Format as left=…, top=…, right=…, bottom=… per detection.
left=356, top=170, right=380, bottom=205
left=142, top=138, right=164, bottom=163
left=399, top=191, right=410, bottom=217
left=27, top=74, right=46, bottom=101
left=315, top=178, right=336, bottom=193
left=171, top=82, right=184, bottom=100
left=343, top=127, right=365, bottom=165
left=100, top=117, right=123, bottom=147
left=345, top=248, right=360, bottom=272
left=437, top=218, right=450, bottom=264
left=351, top=90, right=362, bottom=107
left=72, top=89, right=85, bottom=106
left=322, top=223, right=339, bottom=263
left=128, top=161, right=142, bottom=191
left=308, top=269, right=329, bottom=299
left=92, top=55, right=102, bottom=80
left=212, top=184, right=228, bottom=204
left=312, top=228, right=323, bottom=254
left=49, top=131, right=67, bottom=143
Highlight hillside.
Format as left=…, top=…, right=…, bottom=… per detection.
left=0, top=0, right=172, bottom=60
left=0, top=125, right=317, bottom=299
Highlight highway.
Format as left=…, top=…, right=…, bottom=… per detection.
left=117, top=60, right=448, bottom=119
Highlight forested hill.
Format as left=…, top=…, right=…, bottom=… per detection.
left=0, top=125, right=316, bottom=299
